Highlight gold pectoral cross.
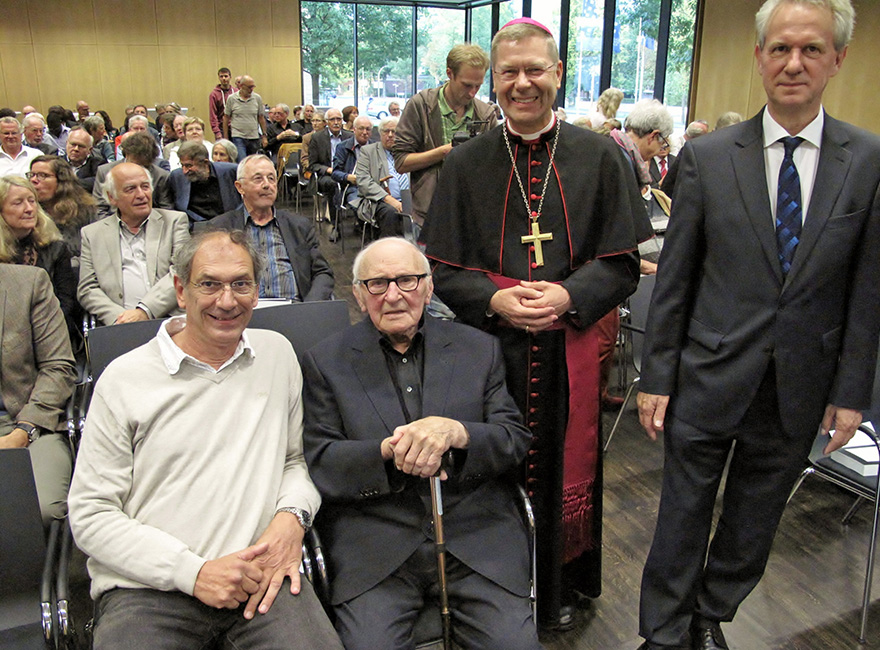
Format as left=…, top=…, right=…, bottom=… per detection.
left=521, top=221, right=553, bottom=267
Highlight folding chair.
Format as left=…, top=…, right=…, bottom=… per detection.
left=0, top=449, right=61, bottom=649
left=604, top=273, right=656, bottom=452
left=249, top=300, right=351, bottom=358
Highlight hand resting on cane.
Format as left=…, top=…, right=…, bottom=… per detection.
left=380, top=416, right=470, bottom=479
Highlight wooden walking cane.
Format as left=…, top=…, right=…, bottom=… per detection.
left=430, top=471, right=452, bottom=650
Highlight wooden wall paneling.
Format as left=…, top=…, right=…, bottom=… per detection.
left=215, top=0, right=272, bottom=45
left=0, top=55, right=8, bottom=108
left=242, top=47, right=275, bottom=102
left=28, top=0, right=97, bottom=45
left=66, top=44, right=103, bottom=110
left=92, top=0, right=158, bottom=46
left=267, top=50, right=302, bottom=108
left=32, top=45, right=74, bottom=109
left=157, top=45, right=218, bottom=122
left=96, top=45, right=133, bottom=124
left=0, top=45, right=41, bottom=113
left=214, top=47, right=247, bottom=80
left=155, top=0, right=218, bottom=47
left=0, top=2, right=33, bottom=45
left=128, top=45, right=165, bottom=110
left=270, top=0, right=302, bottom=48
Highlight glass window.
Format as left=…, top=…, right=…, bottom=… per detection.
left=357, top=5, right=414, bottom=119
left=566, top=0, right=606, bottom=120
left=416, top=8, right=466, bottom=95
left=664, top=0, right=698, bottom=130
left=301, top=2, right=354, bottom=110
left=611, top=0, right=662, bottom=123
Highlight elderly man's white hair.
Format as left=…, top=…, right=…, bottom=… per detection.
left=352, top=237, right=431, bottom=282
left=756, top=0, right=854, bottom=51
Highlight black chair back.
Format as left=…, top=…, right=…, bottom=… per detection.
left=249, top=300, right=351, bottom=358
left=87, top=319, right=163, bottom=383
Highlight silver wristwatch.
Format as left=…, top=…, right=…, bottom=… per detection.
left=276, top=506, right=312, bottom=531
left=16, top=422, right=43, bottom=445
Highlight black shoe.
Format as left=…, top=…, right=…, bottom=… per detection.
left=690, top=618, right=728, bottom=650
left=539, top=604, right=575, bottom=632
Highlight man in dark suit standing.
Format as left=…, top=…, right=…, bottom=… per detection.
left=169, top=141, right=241, bottom=225
left=301, top=237, right=541, bottom=650
left=211, top=154, right=333, bottom=302
left=637, top=1, right=880, bottom=649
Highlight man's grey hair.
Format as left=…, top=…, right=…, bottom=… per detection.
left=312, top=111, right=325, bottom=121
left=685, top=120, right=710, bottom=139
left=101, top=164, right=154, bottom=201
left=68, top=126, right=94, bottom=147
left=379, top=117, right=399, bottom=132
left=714, top=112, right=744, bottom=130
left=756, top=0, right=855, bottom=51
left=277, top=104, right=290, bottom=116
left=178, top=140, right=209, bottom=162
left=22, top=112, right=46, bottom=128
left=352, top=237, right=431, bottom=283
left=82, top=114, right=105, bottom=136
left=388, top=101, right=400, bottom=110
left=173, top=229, right=265, bottom=285
left=0, top=116, right=22, bottom=132
left=236, top=154, right=275, bottom=181
left=128, top=114, right=149, bottom=129
left=624, top=99, right=674, bottom=138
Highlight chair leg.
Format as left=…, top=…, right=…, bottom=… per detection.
left=604, top=377, right=639, bottom=452
left=844, top=496, right=866, bottom=526
left=786, top=467, right=815, bottom=504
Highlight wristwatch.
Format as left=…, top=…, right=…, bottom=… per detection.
left=276, top=506, right=312, bottom=531
left=16, top=422, right=43, bottom=445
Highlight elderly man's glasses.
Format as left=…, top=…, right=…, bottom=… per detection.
left=190, top=280, right=257, bottom=296
left=493, top=64, right=556, bottom=82
left=357, top=274, right=428, bottom=295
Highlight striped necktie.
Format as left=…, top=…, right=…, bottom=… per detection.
left=776, top=136, right=804, bottom=275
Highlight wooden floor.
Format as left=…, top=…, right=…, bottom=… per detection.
left=66, top=202, right=880, bottom=649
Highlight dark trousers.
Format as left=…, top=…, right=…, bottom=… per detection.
left=371, top=201, right=405, bottom=238
left=639, top=366, right=817, bottom=647
left=93, top=579, right=343, bottom=650
left=334, top=540, right=540, bottom=650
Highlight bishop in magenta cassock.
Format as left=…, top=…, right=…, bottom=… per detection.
left=423, top=18, right=648, bottom=629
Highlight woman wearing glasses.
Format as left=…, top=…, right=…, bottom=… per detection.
left=28, top=155, right=97, bottom=262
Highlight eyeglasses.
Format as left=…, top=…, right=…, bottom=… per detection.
left=25, top=172, right=56, bottom=181
left=356, top=274, right=428, bottom=295
left=657, top=133, right=670, bottom=151
left=190, top=280, right=257, bottom=296
left=381, top=129, right=397, bottom=135
left=493, top=63, right=556, bottom=82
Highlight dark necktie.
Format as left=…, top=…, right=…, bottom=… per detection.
left=776, top=136, right=804, bottom=274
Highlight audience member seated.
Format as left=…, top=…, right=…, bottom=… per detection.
left=308, top=108, right=352, bottom=208
left=22, top=113, right=62, bottom=155
left=95, top=110, right=117, bottom=140
left=69, top=230, right=343, bottom=650
left=75, top=100, right=90, bottom=124
left=78, top=162, right=189, bottom=325
left=28, top=155, right=97, bottom=261
left=64, top=127, right=106, bottom=192
left=211, top=154, right=334, bottom=302
left=354, top=117, right=408, bottom=238
left=331, top=115, right=373, bottom=209
left=302, top=237, right=541, bottom=650
left=341, top=105, right=359, bottom=132
left=266, top=103, right=302, bottom=159
left=168, top=117, right=213, bottom=171
left=162, top=114, right=187, bottom=161
left=114, top=114, right=153, bottom=160
left=157, top=112, right=178, bottom=152
left=169, top=141, right=241, bottom=225
left=93, top=132, right=175, bottom=219
left=212, top=138, right=238, bottom=164
left=0, top=264, right=76, bottom=527
left=299, top=112, right=325, bottom=174
left=1, top=117, right=42, bottom=177
left=293, top=104, right=315, bottom=135
left=0, top=175, right=79, bottom=334
left=46, top=109, right=71, bottom=151
left=388, top=101, right=402, bottom=117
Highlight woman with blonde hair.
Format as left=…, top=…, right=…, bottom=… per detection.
left=588, top=87, right=624, bottom=129
left=0, top=175, right=79, bottom=337
left=28, top=155, right=96, bottom=260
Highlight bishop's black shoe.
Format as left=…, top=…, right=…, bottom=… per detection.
left=690, top=617, right=729, bottom=650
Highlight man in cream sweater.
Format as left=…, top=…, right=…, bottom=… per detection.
left=69, top=229, right=342, bottom=650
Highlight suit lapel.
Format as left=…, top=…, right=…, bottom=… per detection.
left=420, top=319, right=454, bottom=417
left=349, top=321, right=408, bottom=433
left=145, top=210, right=163, bottom=281
left=100, top=216, right=124, bottom=293
left=786, top=115, right=852, bottom=280
left=732, top=114, right=783, bottom=286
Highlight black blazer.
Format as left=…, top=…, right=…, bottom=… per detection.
left=168, top=161, right=241, bottom=222
left=210, top=206, right=334, bottom=302
left=641, top=110, right=880, bottom=437
left=308, top=128, right=353, bottom=177
left=302, top=317, right=532, bottom=605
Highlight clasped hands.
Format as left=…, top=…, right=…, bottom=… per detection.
left=381, top=416, right=469, bottom=479
left=489, top=281, right=572, bottom=333
left=193, top=511, right=305, bottom=619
